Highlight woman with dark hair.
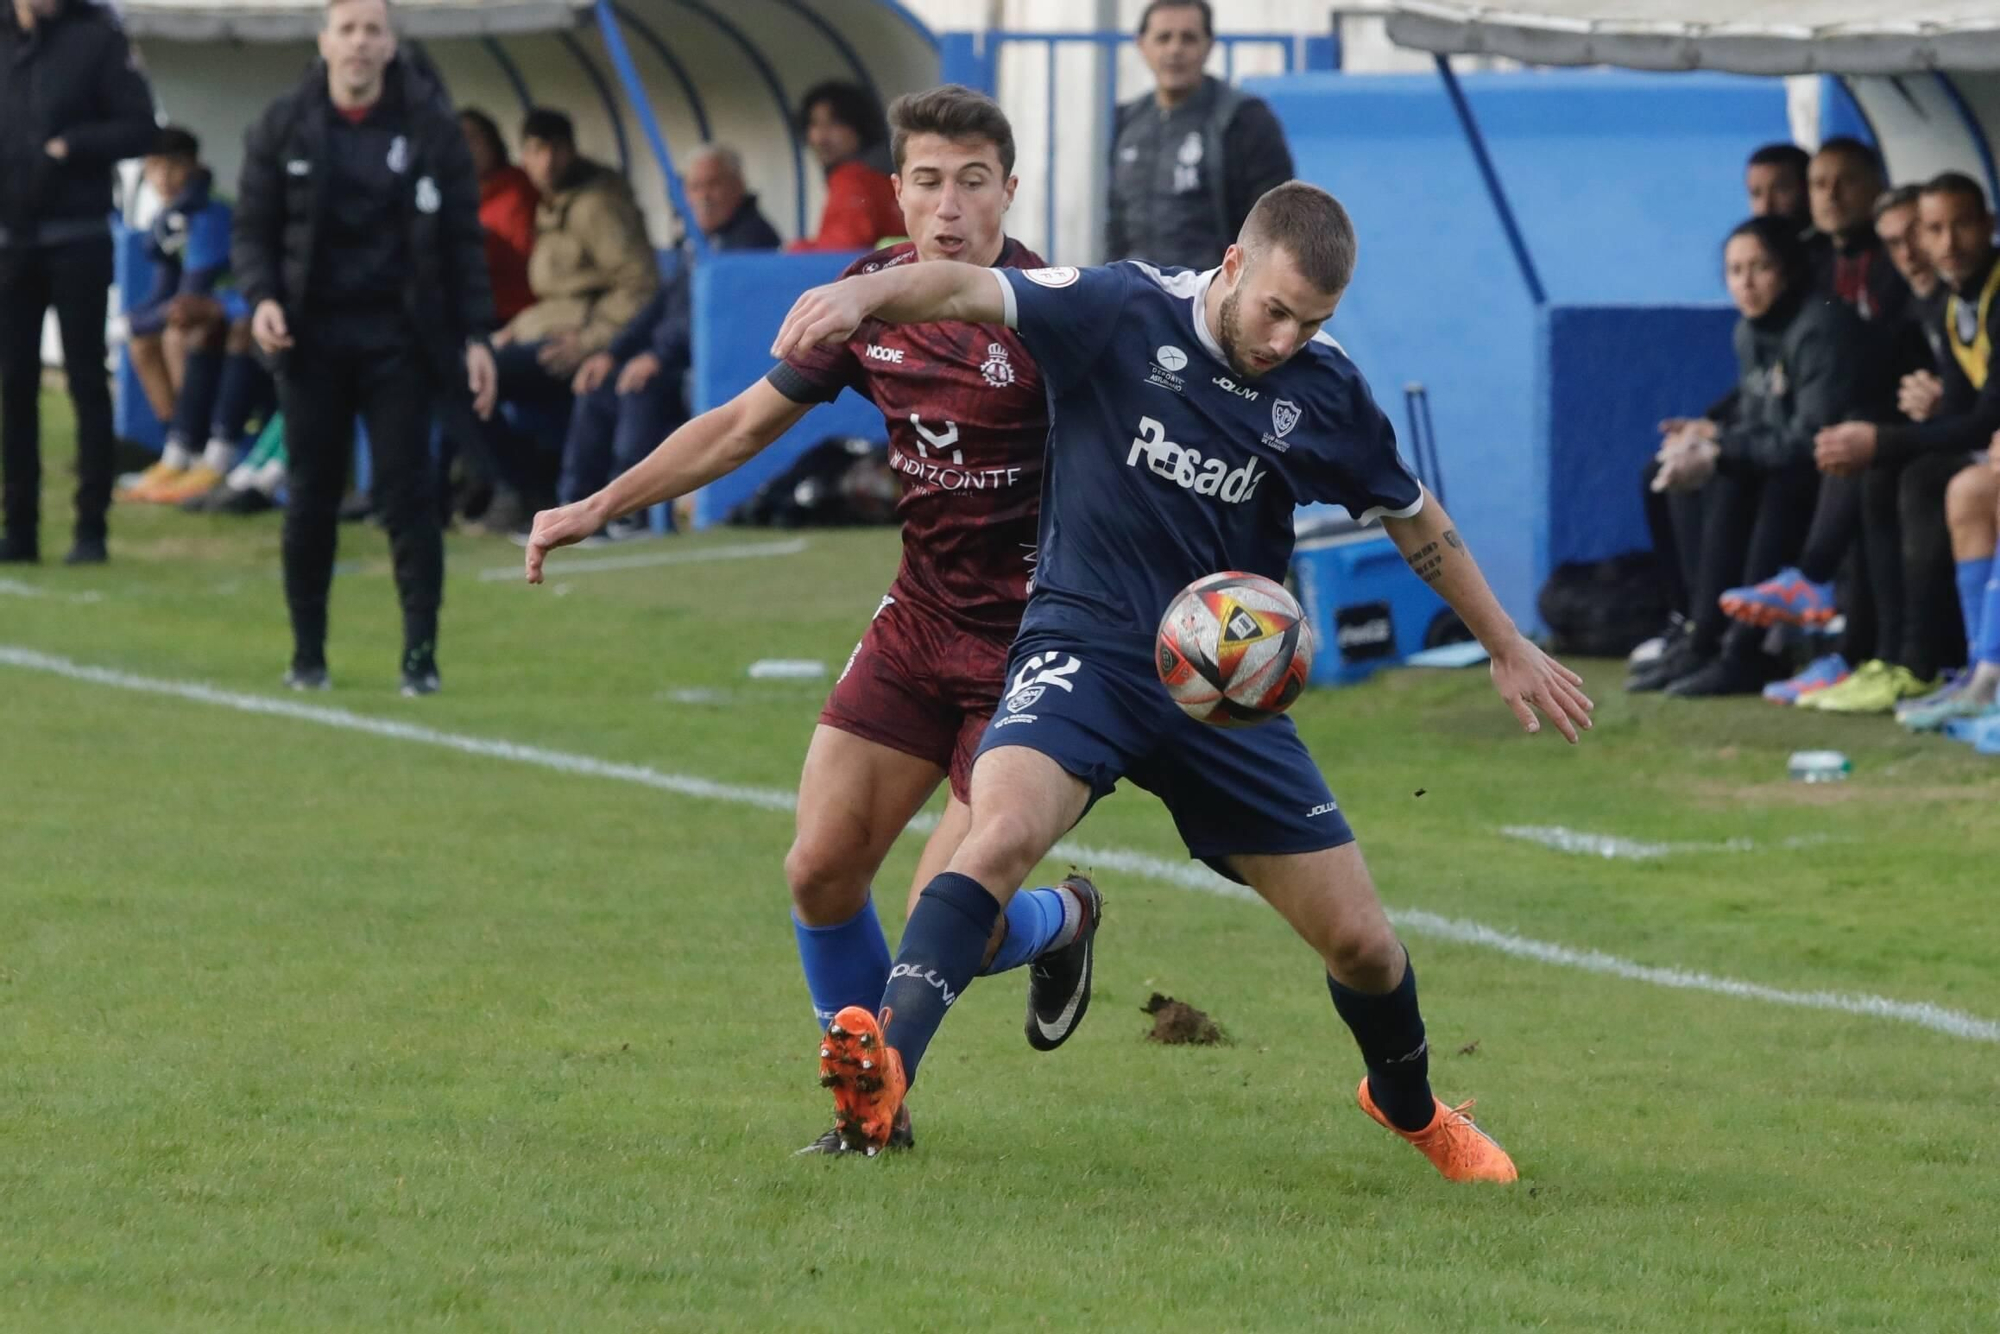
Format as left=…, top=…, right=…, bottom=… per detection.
left=1631, top=215, right=1865, bottom=696
left=459, top=108, right=539, bottom=324
left=788, top=80, right=902, bottom=252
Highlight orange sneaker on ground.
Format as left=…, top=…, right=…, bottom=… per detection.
left=817, top=1005, right=908, bottom=1156
left=1358, top=1077, right=1518, bottom=1183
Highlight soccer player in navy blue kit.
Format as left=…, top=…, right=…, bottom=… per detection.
left=773, top=182, right=1593, bottom=1179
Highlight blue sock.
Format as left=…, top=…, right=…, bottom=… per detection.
left=1957, top=558, right=1993, bottom=659
left=1980, top=575, right=2000, bottom=667
left=209, top=351, right=267, bottom=443
left=1326, top=953, right=1434, bottom=1133
left=879, top=872, right=1001, bottom=1085
left=793, top=896, right=891, bottom=1032
left=170, top=347, right=224, bottom=450
left=980, top=886, right=1077, bottom=976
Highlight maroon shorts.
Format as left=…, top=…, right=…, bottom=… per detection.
left=819, top=588, right=1012, bottom=802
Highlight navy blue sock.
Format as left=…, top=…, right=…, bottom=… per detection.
left=980, top=885, right=1077, bottom=975
left=1327, top=953, right=1434, bottom=1132
left=792, top=895, right=892, bottom=1032
left=171, top=347, right=224, bottom=452
left=209, top=352, right=267, bottom=443
left=880, top=872, right=1002, bottom=1084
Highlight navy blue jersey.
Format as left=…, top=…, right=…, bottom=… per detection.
left=994, top=261, right=1422, bottom=646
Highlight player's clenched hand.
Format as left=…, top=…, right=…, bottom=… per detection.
left=770, top=280, right=871, bottom=359
left=1490, top=638, right=1593, bottom=744
left=523, top=499, right=602, bottom=585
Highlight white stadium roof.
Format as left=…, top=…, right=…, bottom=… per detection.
left=1381, top=1, right=2000, bottom=73
left=116, top=0, right=584, bottom=40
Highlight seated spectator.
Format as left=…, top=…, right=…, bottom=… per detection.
left=460, top=108, right=539, bottom=325
left=439, top=108, right=539, bottom=523
left=1630, top=140, right=1818, bottom=659
left=1732, top=174, right=1989, bottom=713
left=1630, top=216, right=1863, bottom=697
left=119, top=127, right=271, bottom=505
left=479, top=108, right=658, bottom=529
left=787, top=81, right=902, bottom=253
left=1744, top=142, right=1810, bottom=228
left=548, top=144, right=781, bottom=541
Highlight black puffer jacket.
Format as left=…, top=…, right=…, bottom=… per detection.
left=0, top=0, right=156, bottom=248
left=232, top=54, right=493, bottom=376
left=1717, top=292, right=1865, bottom=472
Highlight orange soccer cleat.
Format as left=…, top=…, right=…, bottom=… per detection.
left=817, top=1005, right=908, bottom=1156
left=1358, top=1077, right=1519, bottom=1183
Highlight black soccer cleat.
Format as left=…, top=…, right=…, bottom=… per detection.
left=794, top=1104, right=914, bottom=1156
left=400, top=647, right=441, bottom=698
left=284, top=661, right=330, bottom=692
left=1025, top=874, right=1103, bottom=1052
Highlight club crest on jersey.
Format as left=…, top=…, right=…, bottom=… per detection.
left=1262, top=398, right=1302, bottom=453
left=1956, top=299, right=1980, bottom=346
left=1024, top=266, right=1080, bottom=288
left=1148, top=345, right=1188, bottom=394
left=980, top=342, right=1015, bottom=388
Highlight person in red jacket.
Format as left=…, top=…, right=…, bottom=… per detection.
left=459, top=108, right=538, bottom=324
left=788, top=81, right=903, bottom=253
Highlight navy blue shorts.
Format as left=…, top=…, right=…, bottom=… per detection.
left=975, top=632, right=1355, bottom=882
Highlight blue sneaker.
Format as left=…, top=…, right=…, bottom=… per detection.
left=1721, top=567, right=1838, bottom=629
left=1945, top=707, right=2000, bottom=749
left=1762, top=653, right=1850, bottom=705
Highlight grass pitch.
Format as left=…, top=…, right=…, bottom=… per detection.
left=4, top=398, right=1998, bottom=1331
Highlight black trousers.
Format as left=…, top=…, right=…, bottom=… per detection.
left=1861, top=452, right=1966, bottom=680
left=1689, top=460, right=1820, bottom=659
left=1641, top=455, right=1707, bottom=618
left=1796, top=475, right=1880, bottom=663
left=0, top=237, right=116, bottom=546
left=278, top=328, right=442, bottom=664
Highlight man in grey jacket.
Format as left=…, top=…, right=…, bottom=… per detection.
left=1105, top=0, right=1293, bottom=272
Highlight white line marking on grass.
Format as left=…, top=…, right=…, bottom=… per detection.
left=477, top=537, right=809, bottom=582
left=0, top=578, right=103, bottom=605
left=1501, top=825, right=1838, bottom=860
left=3, top=643, right=1993, bottom=1046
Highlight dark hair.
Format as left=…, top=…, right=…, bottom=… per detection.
left=1240, top=182, right=1357, bottom=295
left=1921, top=170, right=1991, bottom=214
left=1724, top=215, right=1810, bottom=294
left=459, top=108, right=507, bottom=165
left=1138, top=0, right=1213, bottom=38
left=1814, top=135, right=1884, bottom=185
left=797, top=81, right=886, bottom=151
left=1745, top=142, right=1808, bottom=180
left=1873, top=184, right=1921, bottom=223
left=888, top=84, right=1016, bottom=178
left=150, top=126, right=200, bottom=160
left=520, top=108, right=575, bottom=150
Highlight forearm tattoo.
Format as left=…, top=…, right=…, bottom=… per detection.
left=1405, top=529, right=1462, bottom=585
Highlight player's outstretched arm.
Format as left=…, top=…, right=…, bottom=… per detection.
left=1383, top=489, right=1595, bottom=744
left=770, top=261, right=1007, bottom=358
left=523, top=379, right=811, bottom=584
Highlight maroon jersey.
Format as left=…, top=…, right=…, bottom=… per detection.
left=767, top=240, right=1050, bottom=636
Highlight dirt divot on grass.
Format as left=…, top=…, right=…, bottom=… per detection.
left=1143, top=993, right=1226, bottom=1045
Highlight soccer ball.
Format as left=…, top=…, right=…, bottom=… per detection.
left=1155, top=572, right=1314, bottom=727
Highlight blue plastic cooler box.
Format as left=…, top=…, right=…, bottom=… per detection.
left=1291, top=516, right=1453, bottom=686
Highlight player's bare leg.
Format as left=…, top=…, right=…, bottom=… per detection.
left=788, top=722, right=943, bottom=1004
left=1232, top=845, right=1517, bottom=1183
left=907, top=798, right=1013, bottom=971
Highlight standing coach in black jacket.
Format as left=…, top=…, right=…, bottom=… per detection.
left=234, top=0, right=496, bottom=695
left=0, top=0, right=156, bottom=565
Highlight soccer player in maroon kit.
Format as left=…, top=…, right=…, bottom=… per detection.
left=524, top=86, right=1102, bottom=1155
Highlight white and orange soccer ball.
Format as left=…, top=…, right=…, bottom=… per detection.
left=1155, top=572, right=1315, bottom=727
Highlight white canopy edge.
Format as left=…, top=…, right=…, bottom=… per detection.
left=1382, top=3, right=2000, bottom=74
left=118, top=0, right=583, bottom=42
